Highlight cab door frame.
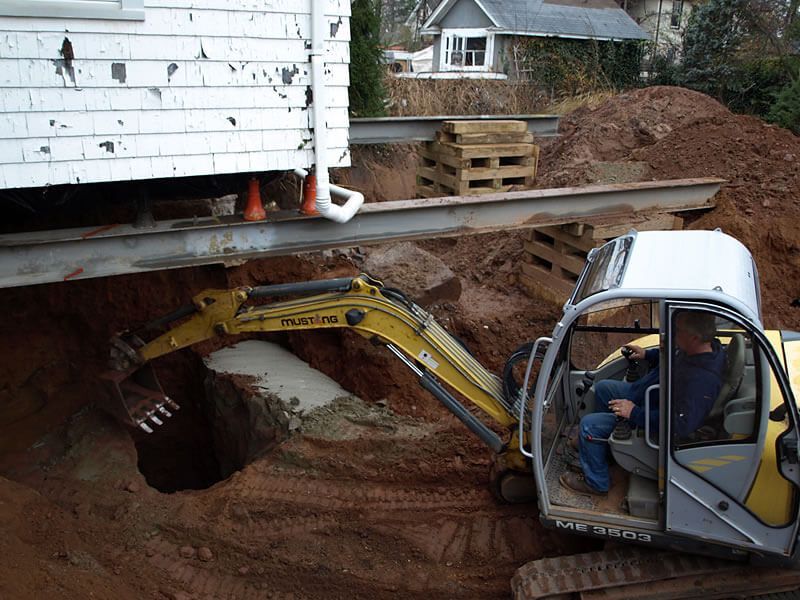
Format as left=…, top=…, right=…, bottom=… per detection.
left=663, top=301, right=800, bottom=557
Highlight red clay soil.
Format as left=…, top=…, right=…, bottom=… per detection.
left=538, top=85, right=800, bottom=330
left=1, top=85, right=798, bottom=599
left=0, top=249, right=575, bottom=599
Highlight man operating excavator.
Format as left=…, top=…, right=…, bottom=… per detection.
left=560, top=310, right=727, bottom=496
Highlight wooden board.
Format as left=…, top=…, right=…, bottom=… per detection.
left=428, top=140, right=535, bottom=160
left=441, top=120, right=527, bottom=134
left=519, top=269, right=575, bottom=306
left=528, top=225, right=598, bottom=253
left=418, top=146, right=470, bottom=170
left=417, top=159, right=534, bottom=194
left=419, top=159, right=534, bottom=181
left=587, top=213, right=684, bottom=239
left=436, top=131, right=534, bottom=145
left=523, top=239, right=586, bottom=277
left=416, top=169, right=522, bottom=195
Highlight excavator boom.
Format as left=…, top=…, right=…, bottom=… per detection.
left=103, top=274, right=527, bottom=464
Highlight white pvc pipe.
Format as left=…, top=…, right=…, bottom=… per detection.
left=293, top=168, right=364, bottom=222
left=308, top=2, right=364, bottom=224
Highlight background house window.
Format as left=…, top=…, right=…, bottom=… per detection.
left=442, top=29, right=492, bottom=71
left=0, top=0, right=144, bottom=21
left=670, top=0, right=683, bottom=28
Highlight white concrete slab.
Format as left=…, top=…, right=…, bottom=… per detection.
left=203, top=340, right=348, bottom=413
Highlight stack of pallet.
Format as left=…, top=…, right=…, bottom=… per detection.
left=417, top=120, right=539, bottom=197
left=519, top=214, right=684, bottom=304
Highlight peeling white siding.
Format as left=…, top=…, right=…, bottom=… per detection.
left=0, top=0, right=351, bottom=189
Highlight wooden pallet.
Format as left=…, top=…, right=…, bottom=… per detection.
left=416, top=119, right=540, bottom=197
left=519, top=214, right=684, bottom=304
left=417, top=141, right=539, bottom=197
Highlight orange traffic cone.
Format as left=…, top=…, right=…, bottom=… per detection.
left=244, top=177, right=266, bottom=221
left=299, top=173, right=318, bottom=216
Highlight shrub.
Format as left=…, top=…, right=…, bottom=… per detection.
left=768, top=76, right=800, bottom=134
left=510, top=37, right=644, bottom=96
left=349, top=0, right=386, bottom=117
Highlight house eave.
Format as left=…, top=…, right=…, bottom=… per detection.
left=503, top=29, right=650, bottom=41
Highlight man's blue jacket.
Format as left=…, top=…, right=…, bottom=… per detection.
left=626, top=340, right=726, bottom=437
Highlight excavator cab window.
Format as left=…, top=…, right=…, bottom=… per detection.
left=570, top=298, right=659, bottom=370
left=567, top=298, right=660, bottom=426
left=670, top=315, right=758, bottom=449
left=571, top=235, right=633, bottom=304
left=665, top=304, right=800, bottom=543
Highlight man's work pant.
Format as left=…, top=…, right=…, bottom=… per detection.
left=578, top=379, right=635, bottom=493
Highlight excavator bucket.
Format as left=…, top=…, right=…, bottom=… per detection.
left=100, top=364, right=179, bottom=433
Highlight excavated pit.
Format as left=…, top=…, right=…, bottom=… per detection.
left=132, top=395, right=224, bottom=493
left=134, top=340, right=361, bottom=493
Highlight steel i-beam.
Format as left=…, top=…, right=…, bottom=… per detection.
left=349, top=114, right=560, bottom=144
left=0, top=178, right=722, bottom=289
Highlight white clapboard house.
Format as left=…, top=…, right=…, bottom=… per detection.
left=0, top=0, right=352, bottom=199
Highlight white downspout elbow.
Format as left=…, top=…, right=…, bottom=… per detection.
left=309, top=2, right=363, bottom=224
left=293, top=168, right=364, bottom=223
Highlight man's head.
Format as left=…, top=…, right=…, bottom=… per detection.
left=674, top=311, right=716, bottom=354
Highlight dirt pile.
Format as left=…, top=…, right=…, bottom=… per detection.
left=537, top=85, right=800, bottom=329
left=540, top=86, right=730, bottom=175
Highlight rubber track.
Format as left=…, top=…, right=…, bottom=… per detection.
left=511, top=547, right=735, bottom=599
left=511, top=548, right=800, bottom=599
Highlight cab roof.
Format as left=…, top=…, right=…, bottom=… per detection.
left=582, top=230, right=762, bottom=323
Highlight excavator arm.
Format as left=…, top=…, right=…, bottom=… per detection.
left=103, top=274, right=531, bottom=469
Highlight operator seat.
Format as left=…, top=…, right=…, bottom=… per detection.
left=689, top=333, right=746, bottom=441
left=707, top=333, right=746, bottom=421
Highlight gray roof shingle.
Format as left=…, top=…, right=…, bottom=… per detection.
left=434, top=0, right=649, bottom=41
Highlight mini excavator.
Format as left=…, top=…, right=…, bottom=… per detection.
left=104, top=230, right=800, bottom=598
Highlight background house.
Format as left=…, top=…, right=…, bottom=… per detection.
left=626, top=0, right=698, bottom=61
left=420, top=0, right=649, bottom=78
left=0, top=0, right=351, bottom=190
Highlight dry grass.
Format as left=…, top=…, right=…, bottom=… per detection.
left=544, top=90, right=618, bottom=115
left=384, top=76, right=550, bottom=116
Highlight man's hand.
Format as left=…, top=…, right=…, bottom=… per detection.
left=609, top=399, right=635, bottom=420
left=622, top=344, right=646, bottom=361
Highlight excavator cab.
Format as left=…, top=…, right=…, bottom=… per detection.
left=525, top=230, right=800, bottom=564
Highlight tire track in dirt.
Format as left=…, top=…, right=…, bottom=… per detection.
left=223, top=469, right=495, bottom=511
left=125, top=467, right=545, bottom=598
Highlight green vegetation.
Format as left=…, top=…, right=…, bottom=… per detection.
left=349, top=0, right=387, bottom=117
left=652, top=0, right=799, bottom=132
left=769, top=76, right=800, bottom=133
left=512, top=38, right=645, bottom=96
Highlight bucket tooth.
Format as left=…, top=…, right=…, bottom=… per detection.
left=99, top=363, right=180, bottom=434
